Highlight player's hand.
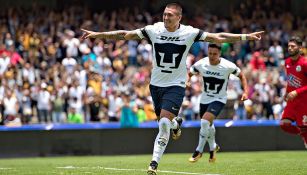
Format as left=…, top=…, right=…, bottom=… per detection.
left=241, top=92, right=248, bottom=101
left=186, top=81, right=191, bottom=88
left=284, top=90, right=298, bottom=101
left=81, top=29, right=97, bottom=40
left=247, top=31, right=265, bottom=41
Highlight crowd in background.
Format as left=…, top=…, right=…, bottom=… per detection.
left=0, top=0, right=306, bottom=126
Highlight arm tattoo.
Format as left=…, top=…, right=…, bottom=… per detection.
left=218, top=33, right=241, bottom=43
left=100, top=30, right=128, bottom=40
left=204, top=33, right=241, bottom=43
left=204, top=37, right=215, bottom=43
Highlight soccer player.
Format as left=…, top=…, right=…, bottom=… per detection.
left=81, top=3, right=263, bottom=175
left=188, top=43, right=248, bottom=163
left=280, top=36, right=307, bottom=149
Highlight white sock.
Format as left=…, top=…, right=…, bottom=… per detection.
left=170, top=117, right=178, bottom=129
left=208, top=124, right=217, bottom=151
left=196, top=119, right=210, bottom=153
left=152, top=117, right=171, bottom=163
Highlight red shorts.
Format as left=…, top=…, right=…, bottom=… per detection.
left=282, top=100, right=307, bottom=127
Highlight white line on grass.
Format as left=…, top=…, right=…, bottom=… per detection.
left=0, top=168, right=12, bottom=170
left=56, top=166, right=221, bottom=175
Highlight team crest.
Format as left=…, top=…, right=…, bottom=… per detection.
left=303, top=115, right=307, bottom=125
left=296, top=65, right=301, bottom=72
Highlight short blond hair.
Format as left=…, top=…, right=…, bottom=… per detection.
left=166, top=3, right=182, bottom=15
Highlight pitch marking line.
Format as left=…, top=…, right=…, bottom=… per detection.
left=0, top=168, right=13, bottom=170
left=57, top=166, right=221, bottom=175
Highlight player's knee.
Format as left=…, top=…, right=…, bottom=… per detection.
left=202, top=112, right=214, bottom=124
left=280, top=119, right=292, bottom=125
left=280, top=120, right=300, bottom=135
left=159, top=117, right=170, bottom=125
left=280, top=119, right=291, bottom=129
left=200, top=119, right=210, bottom=131
left=201, top=119, right=210, bottom=127
left=210, top=126, right=216, bottom=133
left=159, top=117, right=171, bottom=131
left=280, top=121, right=290, bottom=130
left=199, top=119, right=210, bottom=137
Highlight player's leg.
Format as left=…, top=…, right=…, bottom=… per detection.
left=189, top=101, right=224, bottom=163
left=149, top=85, right=162, bottom=119
left=170, top=116, right=183, bottom=140
left=280, top=119, right=300, bottom=134
left=163, top=86, right=185, bottom=140
left=299, top=127, right=307, bottom=149
left=207, top=124, right=221, bottom=163
left=206, top=102, right=224, bottom=163
left=193, top=111, right=214, bottom=162
left=147, top=86, right=185, bottom=175
left=148, top=110, right=173, bottom=175
left=147, top=85, right=163, bottom=175
left=280, top=104, right=300, bottom=135
left=189, top=103, right=208, bottom=162
left=295, top=109, right=307, bottom=149
left=280, top=103, right=307, bottom=149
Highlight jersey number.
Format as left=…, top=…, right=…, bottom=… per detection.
left=203, top=77, right=225, bottom=94
left=154, top=43, right=186, bottom=73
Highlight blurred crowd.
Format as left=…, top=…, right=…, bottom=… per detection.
left=0, top=0, right=306, bottom=126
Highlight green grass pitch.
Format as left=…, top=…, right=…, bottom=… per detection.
left=0, top=151, right=306, bottom=175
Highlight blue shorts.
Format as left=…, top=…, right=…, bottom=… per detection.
left=199, top=101, right=225, bottom=117
left=149, top=84, right=185, bottom=117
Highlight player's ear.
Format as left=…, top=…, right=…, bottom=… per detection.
left=178, top=14, right=182, bottom=22
left=299, top=47, right=303, bottom=54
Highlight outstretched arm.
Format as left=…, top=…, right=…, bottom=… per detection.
left=204, top=31, right=264, bottom=43
left=81, top=29, right=142, bottom=40
left=238, top=72, right=249, bottom=101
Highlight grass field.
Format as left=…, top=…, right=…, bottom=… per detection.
left=0, top=151, right=306, bottom=175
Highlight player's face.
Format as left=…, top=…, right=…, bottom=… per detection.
left=163, top=7, right=181, bottom=30
left=288, top=41, right=300, bottom=56
left=208, top=48, right=221, bottom=62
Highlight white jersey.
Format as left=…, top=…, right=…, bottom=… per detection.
left=190, top=57, right=241, bottom=104
left=136, top=22, right=207, bottom=87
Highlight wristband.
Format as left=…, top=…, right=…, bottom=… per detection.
left=241, top=34, right=247, bottom=41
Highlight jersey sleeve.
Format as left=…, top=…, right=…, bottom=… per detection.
left=229, top=62, right=241, bottom=77
left=135, top=24, right=156, bottom=43
left=184, top=26, right=207, bottom=43
left=296, top=59, right=307, bottom=95
left=190, top=66, right=199, bottom=75
left=194, top=29, right=208, bottom=42
left=190, top=60, right=201, bottom=75
left=296, top=85, right=307, bottom=95
left=135, top=29, right=145, bottom=39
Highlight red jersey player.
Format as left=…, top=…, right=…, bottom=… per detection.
left=280, top=36, right=307, bottom=149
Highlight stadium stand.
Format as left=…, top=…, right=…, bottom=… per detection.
left=0, top=0, right=306, bottom=127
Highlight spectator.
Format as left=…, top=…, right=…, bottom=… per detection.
left=0, top=1, right=305, bottom=124
left=144, top=97, right=156, bottom=121
left=3, top=90, right=19, bottom=125
left=269, top=40, right=284, bottom=65
left=62, top=53, right=77, bottom=75
left=21, top=89, right=32, bottom=124
left=37, top=82, right=51, bottom=123
left=63, top=30, right=80, bottom=58
left=120, top=93, right=138, bottom=128
left=136, top=102, right=147, bottom=123
left=67, top=106, right=84, bottom=124
left=250, top=51, right=266, bottom=71
left=52, top=92, right=65, bottom=123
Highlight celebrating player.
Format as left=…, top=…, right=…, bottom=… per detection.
left=81, top=3, right=263, bottom=175
left=280, top=36, right=307, bottom=149
left=188, top=43, right=248, bottom=163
